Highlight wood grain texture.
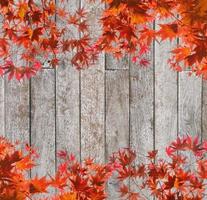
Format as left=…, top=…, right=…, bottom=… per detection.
left=0, top=78, right=4, bottom=137
left=154, top=37, right=178, bottom=157
left=179, top=72, right=202, bottom=137
left=106, top=55, right=129, bottom=70
left=56, top=65, right=80, bottom=161
left=56, top=0, right=80, bottom=162
left=106, top=70, right=129, bottom=156
left=4, top=23, right=30, bottom=143
left=130, top=57, right=154, bottom=162
left=80, top=0, right=105, bottom=162
left=31, top=70, right=56, bottom=177
left=179, top=72, right=202, bottom=170
left=129, top=37, right=154, bottom=200
left=5, top=79, right=29, bottom=145
left=202, top=80, right=207, bottom=139
left=80, top=63, right=105, bottom=162
left=106, top=70, right=129, bottom=199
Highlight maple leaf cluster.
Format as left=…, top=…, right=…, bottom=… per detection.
left=1, top=0, right=207, bottom=80
left=1, top=135, right=207, bottom=199
left=113, top=135, right=207, bottom=200
left=0, top=137, right=49, bottom=199
left=99, top=0, right=207, bottom=77
left=0, top=0, right=96, bottom=80
left=0, top=136, right=115, bottom=200
left=96, top=0, right=156, bottom=67
left=156, top=0, right=207, bottom=78
left=49, top=151, right=116, bottom=200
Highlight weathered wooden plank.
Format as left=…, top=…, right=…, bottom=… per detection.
left=80, top=64, right=105, bottom=162
left=202, top=79, right=207, bottom=139
left=80, top=1, right=105, bottom=162
left=31, top=69, right=56, bottom=177
left=106, top=55, right=129, bottom=70
left=56, top=65, right=80, bottom=161
left=179, top=72, right=202, bottom=137
left=105, top=71, right=129, bottom=156
left=129, top=30, right=154, bottom=199
left=106, top=70, right=129, bottom=199
left=4, top=27, right=30, bottom=144
left=179, top=72, right=202, bottom=170
left=0, top=78, right=4, bottom=137
left=155, top=36, right=178, bottom=157
left=5, top=79, right=29, bottom=145
left=56, top=0, right=80, bottom=162
left=130, top=54, right=154, bottom=162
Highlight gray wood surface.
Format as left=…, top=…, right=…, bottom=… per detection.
left=0, top=78, right=4, bottom=137
left=5, top=79, right=29, bottom=146
left=80, top=63, right=105, bottom=162
left=106, top=70, right=129, bottom=156
left=179, top=72, right=202, bottom=169
left=106, top=55, right=129, bottom=70
left=106, top=69, right=129, bottom=199
left=80, top=0, right=105, bottom=162
left=56, top=64, right=80, bottom=162
left=129, top=34, right=154, bottom=200
left=130, top=50, right=154, bottom=163
left=202, top=80, right=207, bottom=139
left=179, top=72, right=202, bottom=136
left=31, top=70, right=56, bottom=177
left=56, top=0, right=80, bottom=163
left=154, top=38, right=178, bottom=157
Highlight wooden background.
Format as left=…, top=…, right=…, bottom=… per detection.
left=0, top=0, right=206, bottom=198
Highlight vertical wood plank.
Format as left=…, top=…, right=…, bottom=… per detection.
left=106, top=70, right=129, bottom=199
left=56, top=65, right=80, bottom=161
left=4, top=37, right=29, bottom=144
left=155, top=37, right=178, bottom=157
left=31, top=70, right=56, bottom=177
left=80, top=1, right=105, bottom=162
left=81, top=64, right=105, bottom=162
left=130, top=54, right=154, bottom=163
left=106, top=70, right=129, bottom=154
left=179, top=72, right=202, bottom=169
left=202, top=80, right=207, bottom=139
left=56, top=0, right=80, bottom=162
left=106, top=55, right=129, bottom=70
left=179, top=72, right=202, bottom=137
left=5, top=79, right=29, bottom=145
left=129, top=33, right=154, bottom=199
left=0, top=78, right=4, bottom=137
